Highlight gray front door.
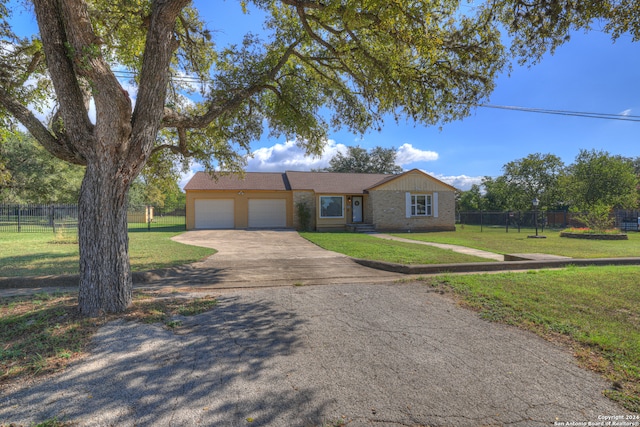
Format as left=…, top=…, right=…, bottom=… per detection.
left=352, top=196, right=363, bottom=222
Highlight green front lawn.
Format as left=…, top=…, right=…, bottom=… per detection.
left=300, top=232, right=495, bottom=264
left=425, top=266, right=640, bottom=412
left=0, top=230, right=215, bottom=277
left=392, top=224, right=640, bottom=258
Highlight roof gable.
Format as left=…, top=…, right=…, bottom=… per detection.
left=368, top=169, right=458, bottom=192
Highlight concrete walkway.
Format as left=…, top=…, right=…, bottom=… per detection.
left=370, top=233, right=505, bottom=261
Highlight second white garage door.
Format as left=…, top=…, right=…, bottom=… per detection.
left=248, top=199, right=287, bottom=228
left=194, top=199, right=235, bottom=229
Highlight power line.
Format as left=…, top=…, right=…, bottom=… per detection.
left=111, top=70, right=639, bottom=123
left=479, top=104, right=640, bottom=122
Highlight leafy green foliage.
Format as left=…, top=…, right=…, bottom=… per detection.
left=324, top=145, right=402, bottom=174
left=501, top=153, right=565, bottom=210
left=0, top=131, right=84, bottom=203
left=485, top=0, right=640, bottom=66
left=457, top=183, right=483, bottom=211
left=572, top=202, right=616, bottom=233
left=295, top=200, right=312, bottom=231
left=128, top=146, right=186, bottom=208
left=566, top=149, right=638, bottom=210
left=479, top=175, right=512, bottom=211
left=158, top=0, right=506, bottom=171
left=459, top=150, right=637, bottom=214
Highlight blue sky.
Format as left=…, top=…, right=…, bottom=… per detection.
left=8, top=1, right=640, bottom=190
left=191, top=1, right=640, bottom=189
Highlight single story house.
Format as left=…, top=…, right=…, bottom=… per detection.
left=184, top=169, right=457, bottom=232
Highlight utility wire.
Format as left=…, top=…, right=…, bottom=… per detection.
left=480, top=104, right=640, bottom=122
left=112, top=70, right=640, bottom=123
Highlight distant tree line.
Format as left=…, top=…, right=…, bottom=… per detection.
left=0, top=131, right=185, bottom=207
left=457, top=151, right=640, bottom=230
left=322, top=146, right=403, bottom=174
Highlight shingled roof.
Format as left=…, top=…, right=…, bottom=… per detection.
left=285, top=171, right=392, bottom=194
left=183, top=170, right=444, bottom=193
left=183, top=172, right=290, bottom=191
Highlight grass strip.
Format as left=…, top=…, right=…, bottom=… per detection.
left=0, top=230, right=215, bottom=277
left=299, top=232, right=494, bottom=264
left=392, top=225, right=640, bottom=258
left=422, top=265, right=640, bottom=412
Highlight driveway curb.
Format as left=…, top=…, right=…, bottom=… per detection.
left=353, top=256, right=640, bottom=274
left=3, top=256, right=640, bottom=292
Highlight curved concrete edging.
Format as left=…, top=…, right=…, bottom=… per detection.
left=4, top=256, right=640, bottom=293
left=353, top=257, right=640, bottom=275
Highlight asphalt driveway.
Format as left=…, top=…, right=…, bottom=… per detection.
left=1, top=283, right=628, bottom=426
left=168, top=230, right=401, bottom=288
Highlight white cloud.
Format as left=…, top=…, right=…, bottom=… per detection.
left=178, top=160, right=201, bottom=190
left=246, top=140, right=439, bottom=171
left=423, top=171, right=483, bottom=191
left=620, top=109, right=632, bottom=116
left=246, top=139, right=347, bottom=172
left=181, top=140, right=478, bottom=190
left=395, top=143, right=438, bottom=165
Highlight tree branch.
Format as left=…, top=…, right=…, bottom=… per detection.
left=32, top=0, right=94, bottom=145
left=128, top=0, right=190, bottom=171
left=279, top=0, right=324, bottom=10
left=160, top=41, right=300, bottom=130
left=0, top=86, right=86, bottom=165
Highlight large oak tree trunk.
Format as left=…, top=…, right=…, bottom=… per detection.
left=77, top=159, right=133, bottom=316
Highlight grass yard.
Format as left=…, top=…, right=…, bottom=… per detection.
left=0, top=230, right=215, bottom=277
left=299, top=232, right=494, bottom=264
left=423, top=266, right=640, bottom=412
left=392, top=224, right=640, bottom=258
left=0, top=291, right=218, bottom=390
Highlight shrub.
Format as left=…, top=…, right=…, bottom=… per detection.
left=572, top=203, right=615, bottom=233
left=296, top=201, right=312, bottom=231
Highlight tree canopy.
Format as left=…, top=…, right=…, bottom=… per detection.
left=0, top=0, right=507, bottom=315
left=566, top=149, right=638, bottom=211
left=483, top=0, right=640, bottom=64
left=501, top=153, right=565, bottom=211
left=325, top=146, right=403, bottom=174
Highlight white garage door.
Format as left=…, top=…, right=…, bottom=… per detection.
left=248, top=199, right=287, bottom=228
left=194, top=199, right=234, bottom=229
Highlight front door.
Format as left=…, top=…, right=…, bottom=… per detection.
left=352, top=196, right=363, bottom=223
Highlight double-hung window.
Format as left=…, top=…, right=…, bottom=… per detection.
left=411, top=194, right=432, bottom=216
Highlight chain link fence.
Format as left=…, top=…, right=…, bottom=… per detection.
left=457, top=209, right=639, bottom=232
left=0, top=204, right=186, bottom=233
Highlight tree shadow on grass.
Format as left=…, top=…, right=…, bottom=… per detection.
left=0, top=252, right=79, bottom=278
left=0, top=296, right=328, bottom=426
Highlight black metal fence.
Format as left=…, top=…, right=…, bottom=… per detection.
left=0, top=204, right=186, bottom=233
left=457, top=209, right=639, bottom=232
